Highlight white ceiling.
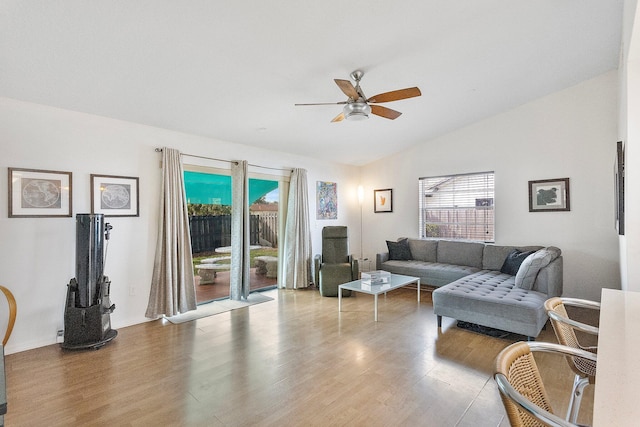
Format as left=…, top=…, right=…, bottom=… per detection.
left=1, top=1, right=624, bottom=166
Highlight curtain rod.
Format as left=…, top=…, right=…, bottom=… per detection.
left=154, top=148, right=292, bottom=172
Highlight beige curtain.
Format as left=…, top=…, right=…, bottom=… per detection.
left=145, top=148, right=197, bottom=318
left=230, top=160, right=250, bottom=300
left=281, top=168, right=312, bottom=289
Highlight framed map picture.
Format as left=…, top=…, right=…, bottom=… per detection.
left=316, top=181, right=337, bottom=219
left=8, top=167, right=72, bottom=218
left=91, top=174, right=139, bottom=217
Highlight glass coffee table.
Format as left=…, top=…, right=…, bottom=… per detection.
left=338, top=273, right=421, bottom=321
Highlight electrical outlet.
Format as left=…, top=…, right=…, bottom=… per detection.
left=56, top=329, right=64, bottom=343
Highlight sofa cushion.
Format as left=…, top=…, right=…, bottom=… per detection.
left=379, top=260, right=480, bottom=287
left=386, top=238, right=412, bottom=261
left=482, top=245, right=543, bottom=270
left=515, top=246, right=562, bottom=290
left=500, top=249, right=535, bottom=275
left=408, top=239, right=438, bottom=262
left=437, top=240, right=484, bottom=269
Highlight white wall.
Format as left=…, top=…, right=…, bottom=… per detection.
left=0, top=67, right=624, bottom=353
left=360, top=72, right=620, bottom=301
left=0, top=97, right=360, bottom=354
left=621, top=0, right=640, bottom=291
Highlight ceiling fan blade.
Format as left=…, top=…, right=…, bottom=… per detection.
left=334, top=79, right=360, bottom=100
left=331, top=112, right=345, bottom=123
left=371, top=105, right=402, bottom=120
left=295, top=101, right=347, bottom=106
left=367, top=87, right=421, bottom=103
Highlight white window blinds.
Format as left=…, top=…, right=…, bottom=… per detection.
left=418, top=172, right=495, bottom=242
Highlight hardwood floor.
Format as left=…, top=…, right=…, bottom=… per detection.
left=195, top=269, right=277, bottom=304
left=5, top=287, right=594, bottom=426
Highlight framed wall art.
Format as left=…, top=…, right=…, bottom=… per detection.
left=374, top=188, right=393, bottom=213
left=528, top=178, right=570, bottom=212
left=316, top=181, right=337, bottom=220
left=615, top=141, right=625, bottom=235
left=8, top=167, right=72, bottom=218
left=91, top=174, right=139, bottom=217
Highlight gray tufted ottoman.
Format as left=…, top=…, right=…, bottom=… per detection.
left=432, top=270, right=550, bottom=339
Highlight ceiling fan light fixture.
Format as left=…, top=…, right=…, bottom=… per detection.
left=296, top=71, right=421, bottom=122
left=343, top=102, right=371, bottom=121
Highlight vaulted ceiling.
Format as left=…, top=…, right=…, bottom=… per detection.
left=1, top=1, right=624, bottom=165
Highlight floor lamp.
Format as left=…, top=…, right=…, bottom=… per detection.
left=357, top=185, right=365, bottom=263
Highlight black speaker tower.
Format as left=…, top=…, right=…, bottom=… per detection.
left=62, top=214, right=117, bottom=350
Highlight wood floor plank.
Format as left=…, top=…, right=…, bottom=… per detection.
left=4, top=287, right=593, bottom=426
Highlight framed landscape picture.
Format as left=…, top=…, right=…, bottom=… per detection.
left=528, top=178, right=570, bottom=212
left=91, top=174, right=139, bottom=217
left=8, top=167, right=72, bottom=218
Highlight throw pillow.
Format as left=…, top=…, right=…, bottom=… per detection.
left=500, top=249, right=535, bottom=276
left=515, top=246, right=562, bottom=290
left=386, top=238, right=412, bottom=261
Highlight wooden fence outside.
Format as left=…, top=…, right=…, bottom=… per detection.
left=253, top=211, right=278, bottom=248
left=189, top=212, right=279, bottom=254
left=424, top=208, right=494, bottom=241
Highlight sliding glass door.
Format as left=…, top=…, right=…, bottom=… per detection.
left=248, top=179, right=279, bottom=291
left=184, top=168, right=282, bottom=304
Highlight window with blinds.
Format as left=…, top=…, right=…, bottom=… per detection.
left=418, top=171, right=495, bottom=242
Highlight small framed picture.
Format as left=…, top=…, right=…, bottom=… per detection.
left=8, top=167, right=72, bottom=218
left=528, top=178, right=570, bottom=212
left=374, top=188, right=393, bottom=213
left=91, top=174, right=139, bottom=217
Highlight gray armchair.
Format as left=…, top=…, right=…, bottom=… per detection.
left=314, top=226, right=359, bottom=297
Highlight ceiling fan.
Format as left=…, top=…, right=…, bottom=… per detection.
left=295, top=70, right=421, bottom=122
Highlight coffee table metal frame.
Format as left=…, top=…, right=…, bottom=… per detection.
left=338, top=273, right=421, bottom=321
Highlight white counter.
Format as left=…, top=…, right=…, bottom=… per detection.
left=593, top=288, right=640, bottom=426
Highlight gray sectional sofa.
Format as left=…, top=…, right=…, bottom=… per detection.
left=376, top=238, right=563, bottom=338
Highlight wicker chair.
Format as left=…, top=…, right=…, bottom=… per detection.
left=545, top=297, right=599, bottom=423
left=0, top=285, right=16, bottom=346
left=494, top=341, right=597, bottom=427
